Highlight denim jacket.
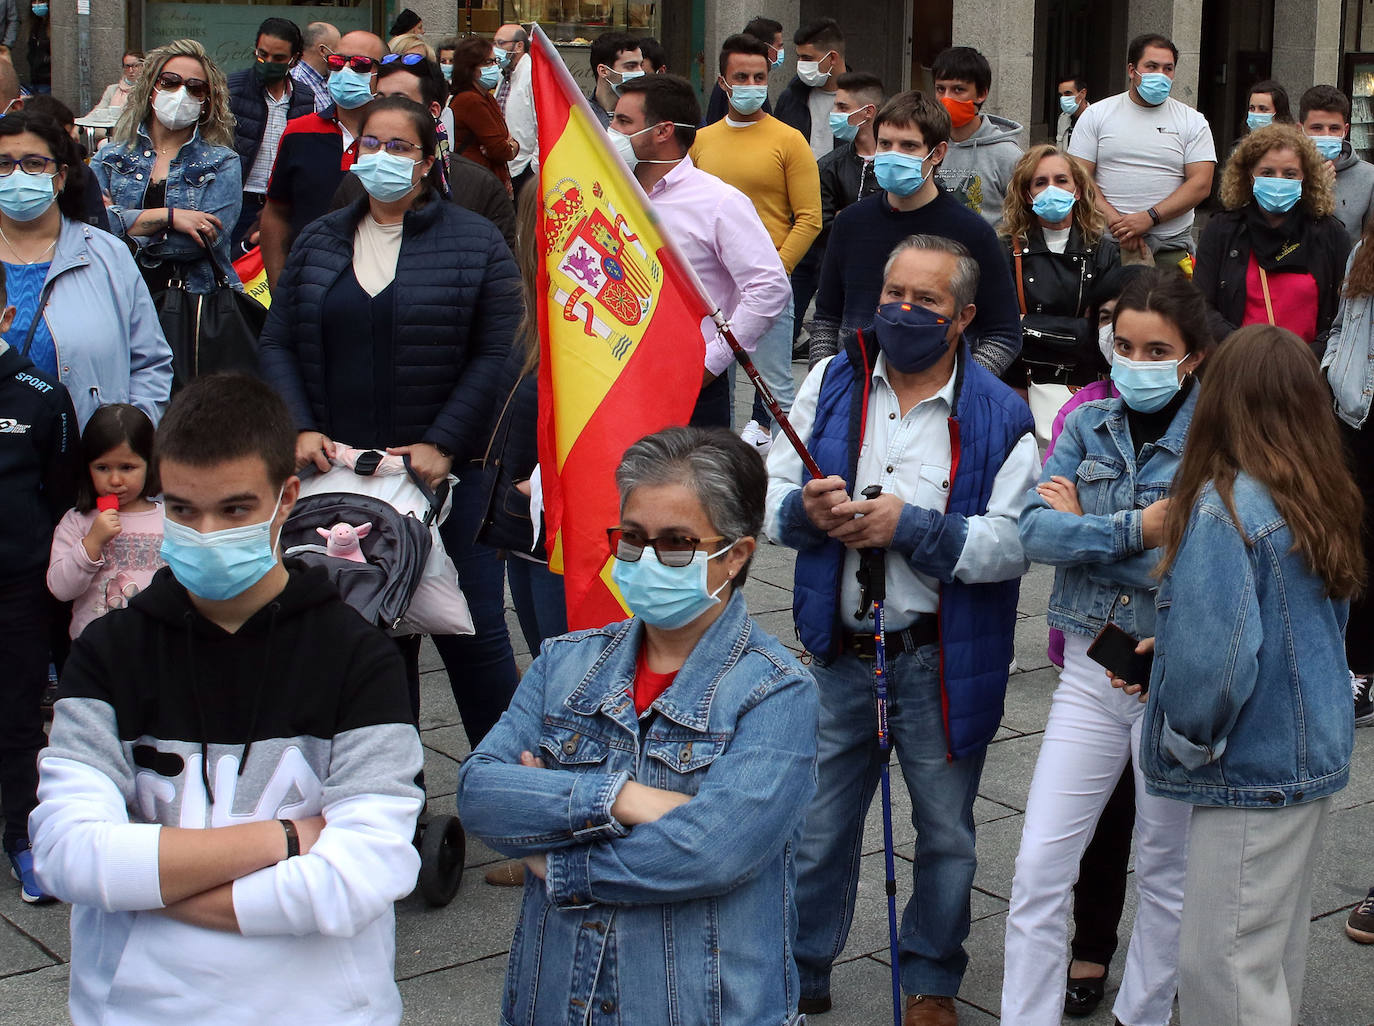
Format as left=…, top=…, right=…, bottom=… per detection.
left=457, top=592, right=818, bottom=1026
left=1321, top=243, right=1374, bottom=428
left=91, top=125, right=242, bottom=295
left=1020, top=387, right=1196, bottom=639
left=1141, top=474, right=1353, bottom=808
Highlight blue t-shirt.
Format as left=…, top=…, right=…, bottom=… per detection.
left=3, top=261, right=55, bottom=376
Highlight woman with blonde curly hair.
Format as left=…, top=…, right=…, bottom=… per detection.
left=1194, top=122, right=1349, bottom=347
left=92, top=38, right=242, bottom=299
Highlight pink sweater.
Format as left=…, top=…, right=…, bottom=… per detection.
left=47, top=505, right=166, bottom=638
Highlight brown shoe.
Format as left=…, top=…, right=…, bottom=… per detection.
left=903, top=994, right=957, bottom=1026
left=483, top=859, right=526, bottom=886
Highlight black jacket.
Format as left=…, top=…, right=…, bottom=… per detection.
left=1004, top=224, right=1126, bottom=319
left=227, top=68, right=317, bottom=179
left=0, top=342, right=80, bottom=580
left=257, top=191, right=520, bottom=462
left=1194, top=206, right=1351, bottom=349
left=817, top=141, right=879, bottom=250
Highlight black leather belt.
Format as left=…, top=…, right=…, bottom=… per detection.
left=844, top=614, right=939, bottom=660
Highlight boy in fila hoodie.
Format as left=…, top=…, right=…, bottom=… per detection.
left=30, top=375, right=424, bottom=1026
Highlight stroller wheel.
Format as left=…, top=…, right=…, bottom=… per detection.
left=417, top=814, right=466, bottom=907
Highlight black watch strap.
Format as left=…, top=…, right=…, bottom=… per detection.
left=280, top=818, right=300, bottom=858
left=432, top=443, right=454, bottom=459
left=1148, top=206, right=1162, bottom=225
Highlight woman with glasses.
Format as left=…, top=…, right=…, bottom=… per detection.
left=458, top=425, right=819, bottom=1026
left=92, top=38, right=242, bottom=303
left=0, top=110, right=170, bottom=427
left=258, top=95, right=521, bottom=749
left=85, top=51, right=143, bottom=119
left=447, top=35, right=517, bottom=194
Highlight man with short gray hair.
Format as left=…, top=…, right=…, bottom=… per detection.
left=766, top=234, right=1038, bottom=1026
left=291, top=21, right=340, bottom=114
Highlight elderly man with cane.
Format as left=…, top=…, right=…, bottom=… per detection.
left=766, top=233, right=1038, bottom=1026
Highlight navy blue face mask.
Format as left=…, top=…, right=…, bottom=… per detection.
left=871, top=301, right=955, bottom=373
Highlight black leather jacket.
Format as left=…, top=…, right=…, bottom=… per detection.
left=817, top=142, right=880, bottom=250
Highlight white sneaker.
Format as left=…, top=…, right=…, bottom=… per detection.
left=740, top=420, right=772, bottom=455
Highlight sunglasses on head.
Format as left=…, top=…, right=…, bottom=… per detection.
left=380, top=53, right=426, bottom=67
left=324, top=49, right=378, bottom=73
left=154, top=71, right=209, bottom=100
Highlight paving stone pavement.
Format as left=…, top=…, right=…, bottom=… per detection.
left=4, top=376, right=1372, bottom=1025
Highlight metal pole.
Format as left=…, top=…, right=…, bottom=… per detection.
left=76, top=0, right=92, bottom=113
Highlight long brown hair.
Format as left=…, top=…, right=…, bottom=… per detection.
left=513, top=175, right=541, bottom=376
left=999, top=143, right=1107, bottom=247
left=1344, top=227, right=1374, bottom=299
left=1157, top=324, right=1365, bottom=598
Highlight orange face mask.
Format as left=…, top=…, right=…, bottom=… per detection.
left=940, top=95, right=979, bottom=128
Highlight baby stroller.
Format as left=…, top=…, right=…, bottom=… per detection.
left=282, top=446, right=472, bottom=907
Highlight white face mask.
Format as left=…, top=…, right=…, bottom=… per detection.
left=1098, top=322, right=1115, bottom=364
left=152, top=86, right=203, bottom=131
left=796, top=54, right=832, bottom=87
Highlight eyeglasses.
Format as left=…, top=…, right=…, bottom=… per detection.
left=123, top=60, right=144, bottom=70
left=358, top=134, right=422, bottom=156
left=606, top=527, right=726, bottom=567
left=0, top=154, right=59, bottom=177
left=323, top=49, right=378, bottom=73
left=253, top=48, right=293, bottom=64
left=154, top=71, right=209, bottom=100
left=380, top=53, right=426, bottom=67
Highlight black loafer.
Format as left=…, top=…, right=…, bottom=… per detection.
left=797, top=995, right=832, bottom=1015
left=1064, top=968, right=1106, bottom=1017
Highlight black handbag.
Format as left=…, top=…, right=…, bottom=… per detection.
left=476, top=376, right=543, bottom=555
left=1013, top=238, right=1100, bottom=379
left=152, top=223, right=265, bottom=390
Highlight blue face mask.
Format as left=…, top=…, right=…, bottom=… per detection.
left=478, top=63, right=501, bottom=90
left=350, top=149, right=420, bottom=202
left=771, top=46, right=785, bottom=70
left=0, top=168, right=56, bottom=222
left=611, top=540, right=738, bottom=630
left=1031, top=184, right=1077, bottom=223
left=1310, top=134, right=1343, bottom=160
left=1059, top=94, right=1079, bottom=115
left=1246, top=111, right=1274, bottom=132
left=328, top=66, right=374, bottom=110
left=610, top=68, right=645, bottom=95
left=1111, top=354, right=1184, bottom=413
left=1135, top=72, right=1172, bottom=106
left=31, top=2, right=47, bottom=15
left=829, top=108, right=866, bottom=142
left=872, top=301, right=954, bottom=374
left=493, top=46, right=511, bottom=68
left=873, top=150, right=930, bottom=197
left=727, top=83, right=768, bottom=115
left=160, top=491, right=284, bottom=602
left=1252, top=175, right=1303, bottom=214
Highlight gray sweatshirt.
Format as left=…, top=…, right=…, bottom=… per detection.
left=1334, top=141, right=1374, bottom=245
left=934, top=113, right=1025, bottom=229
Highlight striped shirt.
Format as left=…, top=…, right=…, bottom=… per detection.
left=291, top=60, right=333, bottom=114
left=244, top=81, right=293, bottom=194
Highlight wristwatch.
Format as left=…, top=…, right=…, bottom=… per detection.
left=1148, top=206, right=1162, bottom=225
left=432, top=443, right=454, bottom=460
left=280, top=819, right=300, bottom=858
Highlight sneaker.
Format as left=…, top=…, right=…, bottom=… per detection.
left=8, top=844, right=56, bottom=905
left=1354, top=672, right=1373, bottom=727
left=740, top=419, right=772, bottom=456
left=1348, top=887, right=1374, bottom=943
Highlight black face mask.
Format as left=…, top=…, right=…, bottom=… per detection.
left=254, top=59, right=291, bottom=85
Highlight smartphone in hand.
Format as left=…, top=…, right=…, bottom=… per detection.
left=1087, top=622, right=1154, bottom=691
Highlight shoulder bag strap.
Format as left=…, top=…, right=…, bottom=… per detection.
left=1012, top=236, right=1028, bottom=316
left=1258, top=266, right=1276, bottom=326
left=21, top=276, right=55, bottom=357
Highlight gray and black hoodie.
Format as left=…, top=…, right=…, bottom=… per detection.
left=31, top=562, right=424, bottom=1026
left=934, top=113, right=1026, bottom=229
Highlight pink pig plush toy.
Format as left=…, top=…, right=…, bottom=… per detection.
left=318, top=521, right=372, bottom=562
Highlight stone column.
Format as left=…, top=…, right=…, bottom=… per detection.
left=708, top=0, right=799, bottom=99
left=1271, top=0, right=1343, bottom=89
left=1127, top=0, right=1204, bottom=105
left=50, top=2, right=128, bottom=112
left=953, top=0, right=1036, bottom=147
left=412, top=1, right=460, bottom=40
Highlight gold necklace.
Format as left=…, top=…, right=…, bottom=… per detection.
left=0, top=223, right=57, bottom=265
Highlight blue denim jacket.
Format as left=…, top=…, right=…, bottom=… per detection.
left=92, top=125, right=242, bottom=295
left=1321, top=244, right=1374, bottom=428
left=457, top=592, right=818, bottom=1026
left=1141, top=474, right=1353, bottom=808
left=1020, top=387, right=1196, bottom=640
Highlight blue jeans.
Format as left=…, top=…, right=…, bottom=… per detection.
left=748, top=299, right=795, bottom=430
left=506, top=555, right=566, bottom=654
left=794, top=643, right=987, bottom=999
left=432, top=466, right=520, bottom=747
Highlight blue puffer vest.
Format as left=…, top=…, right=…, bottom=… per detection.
left=794, top=332, right=1034, bottom=759
left=227, top=67, right=317, bottom=175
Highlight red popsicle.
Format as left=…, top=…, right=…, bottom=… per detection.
left=97, top=495, right=120, bottom=512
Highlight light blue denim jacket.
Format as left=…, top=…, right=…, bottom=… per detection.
left=1019, top=387, right=1196, bottom=639
left=457, top=592, right=818, bottom=1026
left=91, top=125, right=242, bottom=295
left=1142, top=474, right=1353, bottom=808
left=1321, top=243, right=1374, bottom=427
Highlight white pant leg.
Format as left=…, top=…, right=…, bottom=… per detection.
left=1111, top=716, right=1192, bottom=1026
left=1001, top=636, right=1136, bottom=1026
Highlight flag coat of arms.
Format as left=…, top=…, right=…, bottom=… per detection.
left=530, top=25, right=712, bottom=631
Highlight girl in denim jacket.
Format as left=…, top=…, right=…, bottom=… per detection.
left=457, top=427, right=818, bottom=1026
left=1003, top=271, right=1212, bottom=1026
left=1143, top=325, right=1363, bottom=1026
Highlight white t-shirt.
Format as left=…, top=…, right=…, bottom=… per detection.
left=1068, top=91, right=1216, bottom=250
left=807, top=88, right=836, bottom=158
left=353, top=214, right=404, bottom=297
left=1043, top=225, right=1071, bottom=254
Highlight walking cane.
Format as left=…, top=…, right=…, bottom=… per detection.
left=854, top=484, right=903, bottom=1026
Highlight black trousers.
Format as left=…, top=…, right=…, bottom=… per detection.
left=690, top=373, right=732, bottom=429
left=1070, top=757, right=1135, bottom=966
left=0, top=571, right=51, bottom=852
left=1342, top=420, right=1374, bottom=674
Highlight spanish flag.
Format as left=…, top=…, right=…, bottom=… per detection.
left=530, top=25, right=711, bottom=630
left=233, top=247, right=272, bottom=309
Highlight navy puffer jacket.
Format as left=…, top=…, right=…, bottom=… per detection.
left=227, top=68, right=317, bottom=176
left=257, top=192, right=520, bottom=461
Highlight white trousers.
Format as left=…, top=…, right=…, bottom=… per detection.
left=1179, top=799, right=1330, bottom=1026
left=1001, top=634, right=1192, bottom=1026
